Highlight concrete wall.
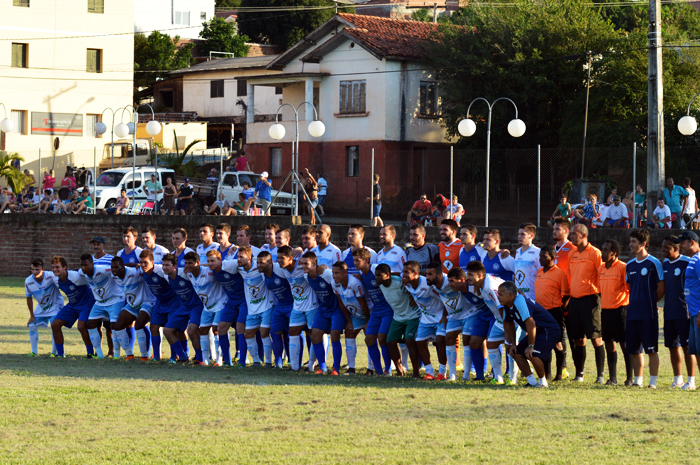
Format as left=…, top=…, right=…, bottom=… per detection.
left=135, top=0, right=215, bottom=40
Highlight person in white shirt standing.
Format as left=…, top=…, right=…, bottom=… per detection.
left=683, top=177, right=699, bottom=230
left=513, top=223, right=541, bottom=300
left=317, top=172, right=327, bottom=217
left=377, top=226, right=407, bottom=273
left=602, top=196, right=629, bottom=228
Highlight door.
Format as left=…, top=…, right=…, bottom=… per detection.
left=122, top=172, right=145, bottom=200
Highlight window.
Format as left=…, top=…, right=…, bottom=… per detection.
left=275, top=87, right=283, bottom=95
left=86, top=114, right=101, bottom=138
left=339, top=80, right=366, bottom=114
left=420, top=81, right=438, bottom=116
left=174, top=11, right=190, bottom=25
left=270, top=148, right=282, bottom=177
left=87, top=49, right=102, bottom=73
left=10, top=110, right=26, bottom=135
left=11, top=43, right=28, bottom=68
left=237, top=79, right=248, bottom=97
left=13, top=0, right=30, bottom=7
left=201, top=12, right=207, bottom=20
left=346, top=146, right=360, bottom=177
left=88, top=0, right=104, bottom=13
left=123, top=175, right=141, bottom=190
left=160, top=90, right=174, bottom=108
left=210, top=80, right=224, bottom=98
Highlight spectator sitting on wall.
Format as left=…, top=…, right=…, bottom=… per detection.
left=0, top=187, right=16, bottom=213
left=606, top=187, right=618, bottom=206
left=602, top=195, right=628, bottom=228
left=405, top=194, right=433, bottom=226
left=232, top=193, right=248, bottom=215
left=39, top=189, right=53, bottom=213
left=573, top=194, right=600, bottom=226
left=103, top=189, right=129, bottom=215
left=648, top=197, right=672, bottom=228
left=20, top=187, right=41, bottom=213
left=72, top=188, right=93, bottom=214
left=43, top=170, right=56, bottom=194
left=442, top=195, right=464, bottom=226
left=548, top=194, right=572, bottom=227
left=204, top=192, right=233, bottom=216
left=241, top=181, right=256, bottom=212
left=234, top=152, right=250, bottom=172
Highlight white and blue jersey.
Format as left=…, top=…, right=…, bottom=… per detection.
left=265, top=265, right=294, bottom=310
left=79, top=265, right=125, bottom=306
left=459, top=245, right=485, bottom=269
left=306, top=268, right=339, bottom=316
left=170, top=269, right=203, bottom=312
left=626, top=255, right=664, bottom=320
left=684, top=252, right=700, bottom=317
left=433, top=275, right=476, bottom=321
left=404, top=276, right=444, bottom=325
left=503, top=294, right=560, bottom=334
left=281, top=263, right=318, bottom=313
left=212, top=259, right=245, bottom=304
left=478, top=274, right=505, bottom=324
left=93, top=253, right=114, bottom=268
left=226, top=245, right=260, bottom=261
left=311, top=243, right=342, bottom=267
left=197, top=242, right=220, bottom=268
left=236, top=263, right=273, bottom=316
left=357, top=264, right=394, bottom=316
left=142, top=265, right=180, bottom=310
left=514, top=245, right=541, bottom=300
left=377, top=245, right=407, bottom=273
left=112, top=267, right=156, bottom=309
left=333, top=275, right=373, bottom=317
left=342, top=247, right=377, bottom=276
left=147, top=244, right=170, bottom=265
left=173, top=246, right=195, bottom=268
left=483, top=253, right=514, bottom=282
left=663, top=256, right=690, bottom=320
left=53, top=271, right=95, bottom=309
left=186, top=267, right=228, bottom=313
left=260, top=244, right=278, bottom=263
left=25, top=271, right=63, bottom=317
left=117, top=246, right=143, bottom=265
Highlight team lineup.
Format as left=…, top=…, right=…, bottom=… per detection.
left=22, top=218, right=700, bottom=389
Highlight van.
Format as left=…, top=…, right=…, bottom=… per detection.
left=94, top=167, right=175, bottom=210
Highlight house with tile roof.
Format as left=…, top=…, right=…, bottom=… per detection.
left=243, top=13, right=454, bottom=216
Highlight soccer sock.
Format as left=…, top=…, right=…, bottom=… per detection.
left=298, top=337, right=305, bottom=368
left=424, top=363, right=435, bottom=376
left=674, top=375, right=683, bottom=385
left=345, top=339, right=357, bottom=369
left=594, top=344, right=605, bottom=378
left=136, top=329, right=150, bottom=358
left=172, top=341, right=188, bottom=361
left=508, top=355, right=519, bottom=383
left=544, top=356, right=552, bottom=380
left=88, top=328, right=104, bottom=358
left=439, top=363, right=447, bottom=376
left=634, top=375, right=643, bottom=385
left=213, top=332, right=221, bottom=363
left=169, top=343, right=176, bottom=361
left=649, top=375, right=658, bottom=387
left=607, top=350, right=618, bottom=384
left=180, top=340, right=190, bottom=357
left=446, top=345, right=457, bottom=378
left=576, top=345, right=586, bottom=377
left=367, top=343, right=383, bottom=375
left=308, top=344, right=317, bottom=371
left=115, top=329, right=132, bottom=356
left=312, top=341, right=327, bottom=372
left=526, top=374, right=538, bottom=385
left=540, top=377, right=549, bottom=387
left=85, top=344, right=94, bottom=356
left=245, top=337, right=260, bottom=364
left=209, top=329, right=217, bottom=361
left=56, top=343, right=65, bottom=357
left=113, top=330, right=122, bottom=359
left=219, top=333, right=231, bottom=365
left=622, top=346, right=633, bottom=382
left=271, top=332, right=285, bottom=368
left=367, top=350, right=374, bottom=371
left=200, top=335, right=210, bottom=365
left=283, top=332, right=290, bottom=361
left=256, top=331, right=264, bottom=361
left=488, top=348, right=503, bottom=382
left=554, top=348, right=565, bottom=378
left=689, top=376, right=696, bottom=386
left=290, top=335, right=302, bottom=371
left=332, top=340, right=343, bottom=372
left=381, top=344, right=392, bottom=374
left=323, top=334, right=330, bottom=362
left=462, top=346, right=473, bottom=380
left=238, top=334, right=248, bottom=367
left=399, top=343, right=409, bottom=369
left=151, top=334, right=162, bottom=361
left=51, top=333, right=56, bottom=355
left=195, top=348, right=203, bottom=363
left=471, top=348, right=486, bottom=380
left=126, top=326, right=136, bottom=352
left=28, top=324, right=39, bottom=355
left=263, top=337, right=273, bottom=366
left=142, top=326, right=152, bottom=357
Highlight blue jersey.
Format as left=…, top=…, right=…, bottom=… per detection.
left=264, top=266, right=294, bottom=308
left=342, top=246, right=377, bottom=276
left=54, top=270, right=95, bottom=309
left=358, top=264, right=394, bottom=315
left=503, top=294, right=560, bottom=334
left=212, top=259, right=245, bottom=304
left=220, top=245, right=236, bottom=261
left=685, top=253, right=700, bottom=317
left=117, top=247, right=143, bottom=265
left=173, top=247, right=195, bottom=269
left=663, top=256, right=690, bottom=320
left=306, top=268, right=339, bottom=315
left=142, top=266, right=180, bottom=308
left=626, top=255, right=663, bottom=320
left=459, top=246, right=484, bottom=269
left=171, top=269, right=204, bottom=312
left=483, top=253, right=514, bottom=282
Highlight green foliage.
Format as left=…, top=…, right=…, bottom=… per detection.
left=0, top=152, right=27, bottom=193
left=155, top=130, right=204, bottom=177
left=215, top=0, right=241, bottom=7
left=134, top=32, right=193, bottom=89
left=199, top=17, right=250, bottom=57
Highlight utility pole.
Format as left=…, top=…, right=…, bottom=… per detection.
left=581, top=51, right=592, bottom=179
left=647, top=0, right=665, bottom=217
left=433, top=3, right=438, bottom=23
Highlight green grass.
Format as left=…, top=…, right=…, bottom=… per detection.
left=1, top=277, right=698, bottom=464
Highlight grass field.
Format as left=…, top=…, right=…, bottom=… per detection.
left=2, top=277, right=699, bottom=464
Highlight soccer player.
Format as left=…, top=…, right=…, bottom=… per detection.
left=342, top=224, right=377, bottom=275
left=458, top=224, right=485, bottom=268
left=302, top=251, right=346, bottom=375
left=301, top=226, right=317, bottom=252
left=499, top=281, right=562, bottom=388
left=236, top=225, right=261, bottom=257
left=481, top=229, right=514, bottom=281
left=116, top=226, right=143, bottom=265
left=50, top=256, right=96, bottom=357
left=171, top=228, right=194, bottom=268
left=258, top=250, right=295, bottom=369
left=354, top=248, right=394, bottom=376
left=406, top=224, right=440, bottom=273
left=276, top=229, right=292, bottom=250
left=25, top=258, right=62, bottom=356
left=141, top=228, right=170, bottom=265
left=180, top=253, right=207, bottom=363
left=625, top=229, right=664, bottom=388
left=90, top=235, right=115, bottom=355
left=662, top=236, right=694, bottom=389
left=377, top=226, right=407, bottom=273
left=534, top=246, right=570, bottom=380
left=110, top=256, right=157, bottom=359
left=260, top=223, right=279, bottom=260
left=403, top=260, right=447, bottom=380
left=513, top=223, right=541, bottom=300
left=553, top=218, right=574, bottom=282
left=215, top=223, right=237, bottom=261
left=311, top=225, right=342, bottom=267
left=240, top=246, right=275, bottom=366
left=91, top=236, right=114, bottom=267
left=599, top=240, right=631, bottom=386
left=438, top=219, right=462, bottom=273
left=567, top=224, right=604, bottom=382
left=679, top=230, right=700, bottom=389
left=332, top=260, right=372, bottom=374
left=79, top=254, right=126, bottom=359
left=197, top=223, right=220, bottom=267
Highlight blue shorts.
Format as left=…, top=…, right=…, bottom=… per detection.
left=416, top=321, right=447, bottom=342
left=124, top=301, right=155, bottom=318
left=188, top=304, right=204, bottom=327
left=373, top=204, right=382, bottom=218
left=220, top=300, right=248, bottom=325
left=30, top=316, right=55, bottom=328
left=312, top=308, right=347, bottom=333
left=89, top=300, right=125, bottom=323
left=201, top=310, right=222, bottom=328
left=246, top=308, right=273, bottom=330
left=178, top=201, right=189, bottom=211
left=318, top=195, right=326, bottom=206
left=488, top=321, right=506, bottom=342
left=55, top=304, right=92, bottom=328
left=151, top=301, right=178, bottom=327
left=165, top=308, right=190, bottom=333
left=689, top=317, right=700, bottom=356
left=664, top=318, right=690, bottom=348
left=471, top=311, right=495, bottom=339
left=290, top=308, right=317, bottom=328
left=271, top=304, right=293, bottom=333
left=366, top=309, right=394, bottom=336
left=446, top=312, right=479, bottom=336
left=516, top=325, right=561, bottom=360
left=626, top=319, right=659, bottom=355
left=350, top=314, right=367, bottom=331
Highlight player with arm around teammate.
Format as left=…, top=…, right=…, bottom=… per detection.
left=25, top=258, right=62, bottom=356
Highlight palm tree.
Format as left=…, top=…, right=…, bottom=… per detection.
left=0, top=151, right=27, bottom=193
left=153, top=130, right=204, bottom=177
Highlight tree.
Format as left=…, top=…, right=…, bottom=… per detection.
left=134, top=31, right=193, bottom=89
left=237, top=0, right=353, bottom=50
left=199, top=17, right=250, bottom=57
left=215, top=0, right=241, bottom=7
left=0, top=152, right=27, bottom=193
left=155, top=131, right=205, bottom=177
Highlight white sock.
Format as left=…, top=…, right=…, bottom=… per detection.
left=634, top=375, right=643, bottom=385
left=113, top=330, right=121, bottom=359
left=208, top=328, right=216, bottom=361
left=290, top=335, right=302, bottom=371
left=28, top=323, right=39, bottom=355
left=345, top=339, right=357, bottom=369
left=200, top=335, right=210, bottom=365
left=136, top=329, right=149, bottom=357
left=462, top=346, right=472, bottom=380
left=446, top=345, right=457, bottom=378
left=540, top=377, right=549, bottom=387
left=650, top=375, right=658, bottom=386
left=526, top=374, right=537, bottom=385
left=674, top=375, right=683, bottom=385
left=115, top=329, right=132, bottom=356
left=263, top=337, right=272, bottom=365
left=509, top=355, right=519, bottom=383
left=214, top=332, right=222, bottom=363
left=88, top=328, right=104, bottom=358
left=246, top=337, right=260, bottom=363
left=367, top=350, right=374, bottom=371
left=439, top=363, right=447, bottom=376
left=51, top=333, right=56, bottom=355
left=689, top=376, right=696, bottom=385
left=323, top=334, right=329, bottom=360
left=308, top=344, right=317, bottom=370
left=424, top=363, right=435, bottom=376
left=488, top=349, right=503, bottom=382
left=400, top=343, right=409, bottom=369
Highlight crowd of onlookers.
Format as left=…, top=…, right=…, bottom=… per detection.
left=1, top=166, right=95, bottom=214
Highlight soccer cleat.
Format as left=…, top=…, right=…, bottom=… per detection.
left=595, top=376, right=605, bottom=385
left=167, top=359, right=177, bottom=364
left=86, top=354, right=94, bottom=359
left=190, top=360, right=206, bottom=366
left=125, top=355, right=135, bottom=360
left=456, top=362, right=464, bottom=371
left=265, top=364, right=274, bottom=369
left=448, top=375, right=456, bottom=381
left=624, top=379, right=633, bottom=387
left=671, top=381, right=684, bottom=389
left=435, top=374, right=447, bottom=381
left=423, top=374, right=435, bottom=380
left=561, top=368, right=570, bottom=380
left=523, top=383, right=538, bottom=388
left=536, top=382, right=549, bottom=388
left=252, top=362, right=262, bottom=367
left=682, top=382, right=696, bottom=390
left=489, top=378, right=504, bottom=385
left=605, top=380, right=618, bottom=386
left=213, top=362, right=221, bottom=367
left=330, top=370, right=339, bottom=376
left=648, top=383, right=657, bottom=389
left=314, top=369, right=325, bottom=375
left=505, top=379, right=516, bottom=386
left=345, top=367, right=356, bottom=374
left=384, top=372, right=393, bottom=377
left=573, top=376, right=584, bottom=382
left=632, top=383, right=643, bottom=387
left=140, top=356, right=150, bottom=362
left=50, top=354, right=56, bottom=358
left=365, top=369, right=374, bottom=376
left=28, top=352, right=38, bottom=357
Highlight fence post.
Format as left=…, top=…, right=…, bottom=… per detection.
left=370, top=148, right=374, bottom=227
left=449, top=146, right=454, bottom=220
left=38, top=148, right=41, bottom=193
left=632, top=142, right=637, bottom=228
left=537, top=145, right=541, bottom=227
left=93, top=147, right=96, bottom=214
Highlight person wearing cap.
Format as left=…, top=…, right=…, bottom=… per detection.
left=254, top=171, right=272, bottom=216
left=103, top=189, right=129, bottom=215
left=144, top=174, right=163, bottom=213
left=177, top=178, right=193, bottom=215
left=602, top=195, right=629, bottom=228
left=678, top=231, right=700, bottom=367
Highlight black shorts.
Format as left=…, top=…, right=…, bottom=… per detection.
left=625, top=319, right=659, bottom=355
left=516, top=326, right=561, bottom=361
left=178, top=201, right=189, bottom=211
left=664, top=318, right=690, bottom=348
left=601, top=306, right=627, bottom=343
left=547, top=307, right=566, bottom=345
left=566, top=294, right=601, bottom=340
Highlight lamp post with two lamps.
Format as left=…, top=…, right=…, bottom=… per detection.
left=0, top=103, right=13, bottom=134
left=457, top=97, right=526, bottom=227
left=94, top=106, right=130, bottom=170
left=268, top=102, right=325, bottom=220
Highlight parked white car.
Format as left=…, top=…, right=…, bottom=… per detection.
left=94, top=167, right=175, bottom=210
left=220, top=171, right=294, bottom=216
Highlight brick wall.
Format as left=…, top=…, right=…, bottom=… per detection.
left=0, top=214, right=671, bottom=276
left=138, top=112, right=198, bottom=123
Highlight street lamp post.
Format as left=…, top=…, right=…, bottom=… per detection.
left=0, top=103, right=14, bottom=133
left=458, top=97, right=526, bottom=227
left=94, top=106, right=127, bottom=170
left=268, top=102, right=325, bottom=220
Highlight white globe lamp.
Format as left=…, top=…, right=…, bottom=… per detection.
left=146, top=120, right=161, bottom=136
left=0, top=118, right=14, bottom=133
left=308, top=120, right=325, bottom=138
left=94, top=121, right=107, bottom=135
left=507, top=119, right=526, bottom=138
left=114, top=123, right=130, bottom=138
left=269, top=123, right=285, bottom=140
left=458, top=119, right=476, bottom=137
left=678, top=115, right=697, bottom=136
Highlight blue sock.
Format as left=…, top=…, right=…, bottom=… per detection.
left=56, top=343, right=65, bottom=357
left=283, top=332, right=290, bottom=360
left=471, top=348, right=486, bottom=380
left=127, top=326, right=136, bottom=352
left=332, top=340, right=342, bottom=372
left=219, top=333, right=231, bottom=365
left=368, top=343, right=383, bottom=375
left=180, top=340, right=189, bottom=357
left=86, top=344, right=94, bottom=356
left=142, top=326, right=152, bottom=353
left=152, top=335, right=161, bottom=361
left=381, top=344, right=392, bottom=373
left=238, top=334, right=247, bottom=367
left=195, top=348, right=203, bottom=362
left=271, top=332, right=285, bottom=368
left=312, top=342, right=327, bottom=372
left=173, top=343, right=188, bottom=361
left=256, top=331, right=264, bottom=361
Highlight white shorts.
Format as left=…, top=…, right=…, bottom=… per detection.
left=124, top=302, right=155, bottom=318
left=89, top=301, right=125, bottom=323
left=29, top=316, right=55, bottom=328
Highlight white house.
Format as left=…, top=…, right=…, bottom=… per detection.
left=135, top=0, right=215, bottom=41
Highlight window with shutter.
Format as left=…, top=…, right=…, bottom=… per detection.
left=12, top=43, right=28, bottom=68
left=270, top=148, right=282, bottom=177
left=210, top=80, right=224, bottom=98
left=237, top=79, right=248, bottom=97
left=175, top=11, right=182, bottom=24
left=86, top=114, right=100, bottom=138
left=88, top=0, right=104, bottom=13
left=183, top=12, right=190, bottom=26
left=346, top=146, right=360, bottom=177
left=339, top=80, right=366, bottom=114
left=10, top=110, right=26, bottom=135
left=419, top=81, right=437, bottom=116
left=87, top=49, right=102, bottom=73
left=13, top=0, right=30, bottom=7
